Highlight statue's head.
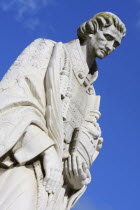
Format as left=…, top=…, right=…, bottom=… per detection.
left=77, top=12, right=126, bottom=59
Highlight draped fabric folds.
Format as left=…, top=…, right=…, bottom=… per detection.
left=0, top=39, right=86, bottom=209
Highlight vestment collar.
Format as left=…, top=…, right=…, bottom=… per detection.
left=65, top=39, right=98, bottom=87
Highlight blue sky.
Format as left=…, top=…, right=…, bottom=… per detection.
left=0, top=0, right=139, bottom=209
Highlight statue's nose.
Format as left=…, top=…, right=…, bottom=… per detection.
left=106, top=41, right=114, bottom=53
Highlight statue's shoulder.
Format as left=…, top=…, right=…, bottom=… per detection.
left=27, top=38, right=57, bottom=50
left=33, top=38, right=56, bottom=44
left=27, top=38, right=67, bottom=58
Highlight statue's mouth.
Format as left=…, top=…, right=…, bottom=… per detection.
left=100, top=49, right=108, bottom=56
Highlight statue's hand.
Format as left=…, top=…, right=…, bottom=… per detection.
left=64, top=153, right=91, bottom=190
left=42, top=146, right=62, bottom=193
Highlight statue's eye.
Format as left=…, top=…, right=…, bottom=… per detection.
left=113, top=41, right=120, bottom=48
left=104, top=34, right=114, bottom=41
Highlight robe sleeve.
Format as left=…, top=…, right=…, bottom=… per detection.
left=12, top=124, right=54, bottom=165
left=0, top=38, right=56, bottom=165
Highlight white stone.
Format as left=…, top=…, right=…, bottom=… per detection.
left=0, top=12, right=126, bottom=210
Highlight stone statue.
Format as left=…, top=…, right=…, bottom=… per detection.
left=0, top=12, right=126, bottom=210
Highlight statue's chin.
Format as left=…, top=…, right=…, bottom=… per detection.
left=97, top=52, right=106, bottom=59
left=96, top=51, right=107, bottom=59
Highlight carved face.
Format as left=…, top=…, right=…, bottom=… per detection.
left=87, top=25, right=123, bottom=59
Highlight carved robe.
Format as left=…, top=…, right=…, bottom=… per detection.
left=0, top=38, right=101, bottom=209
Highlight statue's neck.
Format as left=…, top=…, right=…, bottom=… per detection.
left=80, top=41, right=96, bottom=70
left=65, top=38, right=98, bottom=83
left=65, top=38, right=97, bottom=76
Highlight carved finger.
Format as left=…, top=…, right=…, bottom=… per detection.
left=64, top=160, right=71, bottom=180
left=86, top=169, right=91, bottom=182
left=82, top=162, right=88, bottom=173
left=51, top=168, right=58, bottom=193
left=46, top=177, right=53, bottom=193
left=72, top=153, right=78, bottom=176
left=46, top=167, right=56, bottom=193
left=45, top=181, right=51, bottom=193
left=82, top=177, right=91, bottom=186
left=45, top=186, right=49, bottom=193
left=54, top=171, right=62, bottom=192
left=53, top=169, right=61, bottom=193
left=43, top=178, right=47, bottom=187
left=77, top=156, right=82, bottom=175
left=47, top=193, right=53, bottom=206
left=77, top=157, right=86, bottom=179
left=45, top=180, right=51, bottom=193
left=55, top=175, right=63, bottom=193
left=51, top=176, right=56, bottom=193
left=80, top=172, right=87, bottom=180
left=68, top=155, right=72, bottom=178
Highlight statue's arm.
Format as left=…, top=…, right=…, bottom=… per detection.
left=11, top=124, right=62, bottom=194
left=12, top=124, right=54, bottom=165
left=64, top=153, right=91, bottom=190
left=0, top=38, right=56, bottom=165
left=41, top=145, right=63, bottom=193
left=64, top=87, right=103, bottom=190
left=0, top=38, right=63, bottom=193
left=76, top=88, right=103, bottom=166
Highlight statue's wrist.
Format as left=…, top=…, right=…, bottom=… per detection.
left=41, top=145, right=54, bottom=157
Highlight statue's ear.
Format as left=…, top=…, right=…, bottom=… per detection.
left=88, top=34, right=93, bottom=38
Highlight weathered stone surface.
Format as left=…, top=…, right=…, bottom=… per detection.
left=0, top=12, right=126, bottom=210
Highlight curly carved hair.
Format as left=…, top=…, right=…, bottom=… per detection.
left=77, top=12, right=126, bottom=42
